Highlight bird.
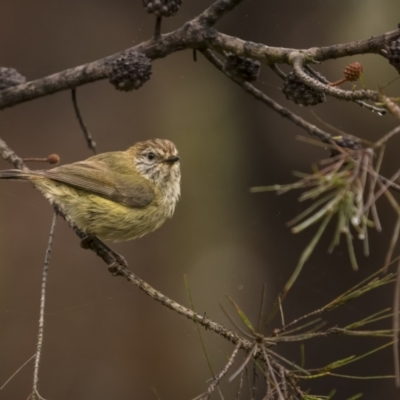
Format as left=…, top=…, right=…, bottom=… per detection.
left=0, top=138, right=181, bottom=242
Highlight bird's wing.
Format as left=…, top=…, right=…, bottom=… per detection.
left=39, top=161, right=154, bottom=207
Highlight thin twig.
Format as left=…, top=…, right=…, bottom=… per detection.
left=383, top=210, right=400, bottom=272
left=379, top=174, right=400, bottom=193
left=278, top=296, right=285, bottom=328
left=355, top=100, right=387, bottom=114
left=31, top=213, right=57, bottom=400
left=71, top=88, right=97, bottom=154
left=381, top=95, right=400, bottom=119
left=263, top=347, right=285, bottom=400
left=269, top=64, right=287, bottom=80
left=366, top=146, right=385, bottom=233
left=184, top=275, right=224, bottom=400
left=366, top=167, right=400, bottom=212
left=202, top=342, right=242, bottom=400
left=229, top=344, right=257, bottom=383
left=0, top=354, right=35, bottom=390
left=244, top=368, right=253, bottom=400
left=279, top=366, right=288, bottom=399
left=309, top=109, right=361, bottom=141
left=374, top=125, right=400, bottom=148
left=257, top=284, right=267, bottom=333
left=251, top=361, right=257, bottom=399
left=234, top=370, right=244, bottom=400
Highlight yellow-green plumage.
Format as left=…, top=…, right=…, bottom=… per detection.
left=0, top=139, right=181, bottom=242
left=34, top=178, right=165, bottom=241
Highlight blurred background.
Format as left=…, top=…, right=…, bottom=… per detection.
left=1, top=0, right=400, bottom=398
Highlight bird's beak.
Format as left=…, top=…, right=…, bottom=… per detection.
left=163, top=156, right=180, bottom=164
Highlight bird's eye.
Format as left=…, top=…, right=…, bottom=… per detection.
left=147, top=152, right=156, bottom=161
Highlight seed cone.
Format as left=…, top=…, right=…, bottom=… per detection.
left=283, top=71, right=326, bottom=106
left=109, top=51, right=152, bottom=92
left=343, top=62, right=363, bottom=82
left=142, top=0, right=182, bottom=17
left=224, top=54, right=261, bottom=82
left=387, top=38, right=400, bottom=73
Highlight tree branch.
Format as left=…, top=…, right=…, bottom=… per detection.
left=309, top=28, right=400, bottom=61
left=0, top=1, right=398, bottom=111
left=0, top=30, right=188, bottom=110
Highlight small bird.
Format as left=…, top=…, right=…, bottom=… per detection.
left=0, top=139, right=181, bottom=242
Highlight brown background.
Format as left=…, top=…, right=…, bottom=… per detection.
left=1, top=0, right=400, bottom=398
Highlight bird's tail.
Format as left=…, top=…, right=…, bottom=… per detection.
left=0, top=169, right=37, bottom=180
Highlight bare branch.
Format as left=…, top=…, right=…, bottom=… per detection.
left=0, top=31, right=188, bottom=110
left=201, top=342, right=242, bottom=400
left=0, top=354, right=35, bottom=391
left=0, top=7, right=397, bottom=111
left=207, top=28, right=400, bottom=63
left=32, top=213, right=57, bottom=400
left=309, top=28, right=400, bottom=61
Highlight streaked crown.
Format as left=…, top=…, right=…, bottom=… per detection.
left=131, top=139, right=181, bottom=188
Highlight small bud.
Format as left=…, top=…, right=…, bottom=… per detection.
left=47, top=154, right=60, bottom=164
left=343, top=62, right=363, bottom=82
left=329, top=62, right=363, bottom=87
left=0, top=67, right=26, bottom=90
left=23, top=154, right=60, bottom=165
left=109, top=51, right=152, bottom=92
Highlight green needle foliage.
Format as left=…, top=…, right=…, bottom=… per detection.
left=252, top=140, right=400, bottom=297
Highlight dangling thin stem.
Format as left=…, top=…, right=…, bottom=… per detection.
left=31, top=213, right=57, bottom=400
left=154, top=16, right=162, bottom=38
left=71, top=88, right=97, bottom=154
